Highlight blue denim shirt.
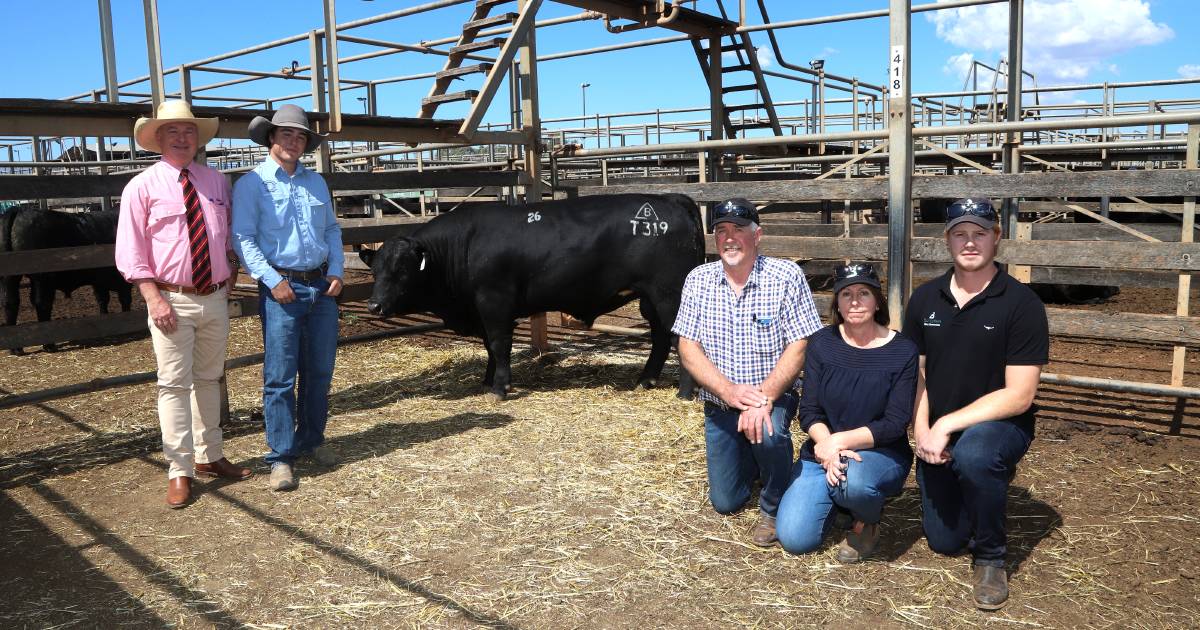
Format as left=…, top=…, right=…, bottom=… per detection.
left=232, top=156, right=344, bottom=289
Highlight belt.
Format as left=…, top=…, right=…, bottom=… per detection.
left=155, top=279, right=227, bottom=296
left=273, top=264, right=327, bottom=282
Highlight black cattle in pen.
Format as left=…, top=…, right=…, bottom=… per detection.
left=360, top=193, right=705, bottom=400
left=1029, top=283, right=1120, bottom=305
left=0, top=205, right=132, bottom=354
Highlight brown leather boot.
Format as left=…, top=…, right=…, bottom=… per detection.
left=973, top=563, right=1009, bottom=610
left=836, top=521, right=880, bottom=564
left=750, top=515, right=778, bottom=547
left=166, top=476, right=192, bottom=509
left=195, top=458, right=252, bottom=480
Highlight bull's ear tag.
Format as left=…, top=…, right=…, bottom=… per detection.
left=419, top=255, right=427, bottom=271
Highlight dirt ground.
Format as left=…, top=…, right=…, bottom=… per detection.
left=0, top=275, right=1198, bottom=628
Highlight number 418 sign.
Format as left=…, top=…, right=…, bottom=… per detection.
left=889, top=45, right=905, bottom=96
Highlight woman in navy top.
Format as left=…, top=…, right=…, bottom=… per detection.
left=775, top=263, right=918, bottom=562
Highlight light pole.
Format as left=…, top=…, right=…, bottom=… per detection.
left=580, top=82, right=591, bottom=146
left=809, top=59, right=824, bottom=134
left=356, top=96, right=368, bottom=114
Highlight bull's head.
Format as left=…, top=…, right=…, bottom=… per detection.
left=360, top=236, right=428, bottom=316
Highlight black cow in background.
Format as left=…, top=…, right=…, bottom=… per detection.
left=1029, top=283, right=1119, bottom=305
left=361, top=193, right=705, bottom=400
left=0, top=205, right=132, bottom=354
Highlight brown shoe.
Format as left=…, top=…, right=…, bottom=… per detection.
left=836, top=521, right=880, bottom=564
left=195, top=458, right=252, bottom=480
left=750, top=515, right=778, bottom=547
left=166, top=476, right=192, bottom=509
left=972, top=563, right=1009, bottom=610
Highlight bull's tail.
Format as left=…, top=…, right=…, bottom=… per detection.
left=662, top=193, right=706, bottom=265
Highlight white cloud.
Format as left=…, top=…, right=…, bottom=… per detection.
left=720, top=47, right=774, bottom=69
left=757, top=46, right=773, bottom=69
left=943, top=51, right=976, bottom=80
left=928, top=0, right=1173, bottom=83
left=1180, top=64, right=1200, bottom=78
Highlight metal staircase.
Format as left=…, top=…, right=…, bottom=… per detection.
left=418, top=0, right=518, bottom=118
left=691, top=31, right=783, bottom=140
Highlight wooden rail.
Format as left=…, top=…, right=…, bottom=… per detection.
left=575, top=169, right=1200, bottom=201
left=0, top=170, right=522, bottom=201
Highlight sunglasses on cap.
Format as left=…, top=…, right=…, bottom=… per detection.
left=945, top=198, right=997, bottom=222
left=712, top=198, right=760, bottom=225
left=834, top=263, right=879, bottom=283
left=832, top=262, right=881, bottom=295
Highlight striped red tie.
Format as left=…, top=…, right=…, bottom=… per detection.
left=179, top=168, right=213, bottom=292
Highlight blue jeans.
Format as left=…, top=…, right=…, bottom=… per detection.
left=917, top=420, right=1033, bottom=567
left=703, top=391, right=797, bottom=518
left=775, top=447, right=912, bottom=554
left=259, top=278, right=339, bottom=466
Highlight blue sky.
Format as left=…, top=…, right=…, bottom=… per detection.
left=3, top=1, right=1197, bottom=137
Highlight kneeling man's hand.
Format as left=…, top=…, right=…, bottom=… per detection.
left=737, top=406, right=774, bottom=444
left=916, top=423, right=952, bottom=465
left=725, top=383, right=769, bottom=411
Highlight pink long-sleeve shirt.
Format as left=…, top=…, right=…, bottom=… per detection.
left=116, top=159, right=234, bottom=286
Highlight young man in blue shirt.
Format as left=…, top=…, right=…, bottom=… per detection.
left=233, top=105, right=345, bottom=491
left=673, top=198, right=823, bottom=546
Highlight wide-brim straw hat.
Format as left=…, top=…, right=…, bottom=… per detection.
left=133, top=100, right=219, bottom=153
left=248, top=104, right=327, bottom=154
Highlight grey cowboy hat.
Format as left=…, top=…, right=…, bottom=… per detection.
left=248, top=104, right=327, bottom=154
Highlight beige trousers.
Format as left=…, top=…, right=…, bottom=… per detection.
left=148, top=289, right=230, bottom=479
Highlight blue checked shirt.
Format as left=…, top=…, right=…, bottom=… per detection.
left=673, top=256, right=823, bottom=405
left=232, top=156, right=344, bottom=289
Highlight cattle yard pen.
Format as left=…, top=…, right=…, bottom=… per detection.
left=1, top=0, right=1199, bottom=433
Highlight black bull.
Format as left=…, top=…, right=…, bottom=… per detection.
left=0, top=206, right=132, bottom=354
left=360, top=193, right=705, bottom=400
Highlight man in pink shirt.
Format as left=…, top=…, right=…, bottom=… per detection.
left=116, top=100, right=251, bottom=508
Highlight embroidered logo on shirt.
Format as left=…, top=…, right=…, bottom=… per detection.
left=984, top=325, right=995, bottom=330
left=924, top=311, right=942, bottom=327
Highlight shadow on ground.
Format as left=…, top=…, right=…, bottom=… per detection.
left=0, top=488, right=172, bottom=629
left=329, top=341, right=686, bottom=413
left=865, top=484, right=1062, bottom=574
left=0, top=410, right=521, bottom=629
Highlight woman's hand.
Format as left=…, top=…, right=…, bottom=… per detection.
left=822, top=449, right=862, bottom=487
left=812, top=435, right=842, bottom=467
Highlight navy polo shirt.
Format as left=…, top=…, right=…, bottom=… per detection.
left=902, top=264, right=1049, bottom=431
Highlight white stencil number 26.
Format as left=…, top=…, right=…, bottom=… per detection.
left=527, top=211, right=541, bottom=223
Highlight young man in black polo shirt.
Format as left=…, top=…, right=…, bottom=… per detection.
left=902, top=198, right=1049, bottom=611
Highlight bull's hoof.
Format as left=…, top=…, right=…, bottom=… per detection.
left=486, top=391, right=507, bottom=403
left=634, top=379, right=658, bottom=391
left=675, top=387, right=698, bottom=401
left=42, top=343, right=59, bottom=353
left=10, top=347, right=25, bottom=356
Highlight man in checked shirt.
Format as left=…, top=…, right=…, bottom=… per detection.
left=673, top=198, right=823, bottom=547
left=117, top=100, right=251, bottom=509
